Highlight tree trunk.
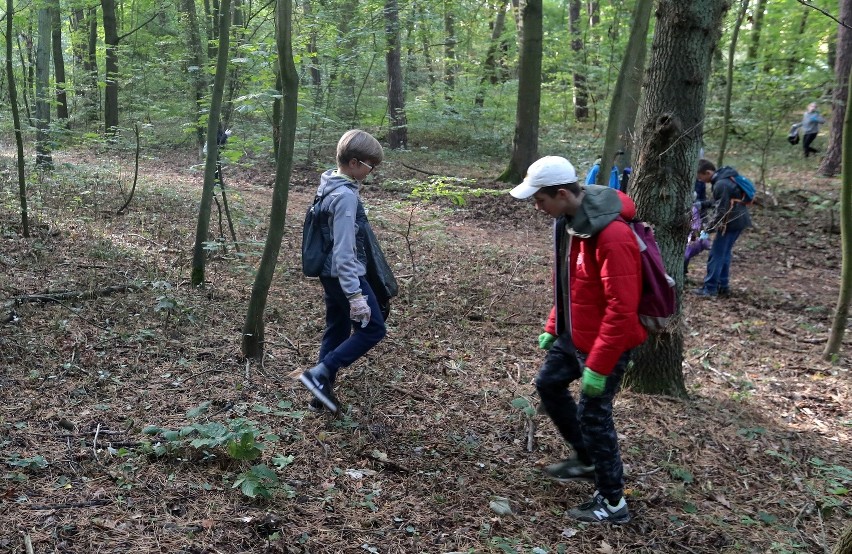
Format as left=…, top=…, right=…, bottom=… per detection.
left=85, top=8, right=99, bottom=122
left=35, top=5, right=53, bottom=169
left=6, top=0, right=29, bottom=237
left=820, top=0, right=852, bottom=178
left=385, top=0, right=408, bottom=149
left=823, top=68, right=852, bottom=360
left=498, top=0, right=541, bottom=183
left=303, top=0, right=321, bottom=87
left=191, top=0, right=231, bottom=287
left=443, top=1, right=457, bottom=101
left=717, top=0, right=749, bottom=167
left=52, top=7, right=68, bottom=123
left=746, top=0, right=767, bottom=61
left=787, top=7, right=809, bottom=75
left=569, top=0, right=588, bottom=121
left=242, top=0, right=298, bottom=359
left=599, top=0, right=652, bottom=186
left=834, top=522, right=852, bottom=554
left=475, top=2, right=508, bottom=107
left=101, top=0, right=120, bottom=133
left=625, top=0, right=729, bottom=397
left=183, top=0, right=206, bottom=151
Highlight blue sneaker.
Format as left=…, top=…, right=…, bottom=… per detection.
left=299, top=363, right=338, bottom=414
left=691, top=288, right=717, bottom=298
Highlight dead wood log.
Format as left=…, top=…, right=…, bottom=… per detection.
left=2, top=283, right=144, bottom=322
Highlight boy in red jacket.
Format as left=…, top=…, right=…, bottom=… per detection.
left=510, top=156, right=647, bottom=524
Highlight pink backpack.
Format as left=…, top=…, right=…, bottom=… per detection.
left=623, top=219, right=677, bottom=333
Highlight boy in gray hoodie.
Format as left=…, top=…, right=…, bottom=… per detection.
left=299, top=130, right=387, bottom=414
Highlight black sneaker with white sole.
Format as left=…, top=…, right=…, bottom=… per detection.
left=299, top=367, right=338, bottom=414
left=567, top=491, right=631, bottom=524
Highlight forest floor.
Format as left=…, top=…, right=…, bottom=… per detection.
left=0, top=144, right=850, bottom=554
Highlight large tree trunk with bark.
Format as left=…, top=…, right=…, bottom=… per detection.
left=101, top=0, right=120, bottom=133
left=242, top=0, right=298, bottom=359
left=498, top=0, right=541, bottom=183
left=599, top=0, right=652, bottom=186
left=819, top=0, right=852, bottom=177
left=385, top=0, right=407, bottom=149
left=625, top=0, right=729, bottom=397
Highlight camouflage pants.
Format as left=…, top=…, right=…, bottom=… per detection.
left=535, top=335, right=629, bottom=504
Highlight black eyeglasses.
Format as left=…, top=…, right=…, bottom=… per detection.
left=358, top=160, right=375, bottom=173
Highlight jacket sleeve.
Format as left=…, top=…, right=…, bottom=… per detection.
left=329, top=192, right=362, bottom=296
left=709, top=180, right=733, bottom=231
left=545, top=306, right=557, bottom=336
left=584, top=226, right=644, bottom=375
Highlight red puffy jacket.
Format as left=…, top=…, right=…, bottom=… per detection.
left=544, top=190, right=647, bottom=375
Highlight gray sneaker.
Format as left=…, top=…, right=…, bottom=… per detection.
left=543, top=457, right=596, bottom=482
left=567, top=491, right=630, bottom=524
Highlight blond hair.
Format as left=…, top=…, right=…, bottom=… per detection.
left=336, top=129, right=384, bottom=166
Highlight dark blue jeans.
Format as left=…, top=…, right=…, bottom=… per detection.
left=535, top=335, right=629, bottom=504
left=318, top=276, right=386, bottom=381
left=702, top=228, right=743, bottom=294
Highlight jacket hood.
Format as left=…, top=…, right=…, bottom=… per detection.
left=317, top=169, right=358, bottom=196
left=567, top=186, right=635, bottom=236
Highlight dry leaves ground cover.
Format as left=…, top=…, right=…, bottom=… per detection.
left=0, top=145, right=849, bottom=554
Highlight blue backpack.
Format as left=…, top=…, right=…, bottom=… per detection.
left=713, top=166, right=755, bottom=204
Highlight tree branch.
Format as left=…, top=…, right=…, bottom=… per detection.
left=116, top=11, right=160, bottom=42
left=796, top=0, right=852, bottom=29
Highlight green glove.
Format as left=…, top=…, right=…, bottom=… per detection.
left=538, top=332, right=556, bottom=350
left=581, top=367, right=607, bottom=397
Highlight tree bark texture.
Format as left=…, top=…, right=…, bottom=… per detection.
left=747, top=0, right=767, bottom=61
left=52, top=6, right=68, bottom=122
left=35, top=6, right=53, bottom=168
left=6, top=0, right=30, bottom=236
left=101, top=0, right=120, bottom=133
left=385, top=0, right=408, bottom=148
left=569, top=0, right=588, bottom=121
left=717, top=0, right=750, bottom=167
left=443, top=2, right=457, bottom=99
left=823, top=68, right=852, bottom=360
left=242, top=0, right=299, bottom=359
left=599, top=0, right=652, bottom=185
left=191, top=0, right=232, bottom=287
left=625, top=0, right=729, bottom=397
left=182, top=0, right=206, bottom=149
left=819, top=0, right=852, bottom=177
left=475, top=1, right=508, bottom=107
left=498, top=0, right=541, bottom=183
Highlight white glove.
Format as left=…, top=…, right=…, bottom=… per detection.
left=348, top=293, right=371, bottom=328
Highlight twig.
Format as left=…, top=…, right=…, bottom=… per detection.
left=795, top=0, right=852, bottom=29
left=400, top=161, right=441, bottom=176
left=23, top=499, right=111, bottom=510
left=23, top=534, right=33, bottom=554
left=92, top=423, right=101, bottom=462
left=116, top=123, right=141, bottom=214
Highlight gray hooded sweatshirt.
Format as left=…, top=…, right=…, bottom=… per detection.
left=316, top=169, right=368, bottom=296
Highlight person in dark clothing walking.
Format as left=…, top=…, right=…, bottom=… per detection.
left=510, top=156, right=647, bottom=524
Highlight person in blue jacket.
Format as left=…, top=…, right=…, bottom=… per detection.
left=801, top=102, right=826, bottom=158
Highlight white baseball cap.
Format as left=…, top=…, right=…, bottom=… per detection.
left=509, top=156, right=578, bottom=199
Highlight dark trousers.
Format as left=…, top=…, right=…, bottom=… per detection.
left=318, top=276, right=387, bottom=381
left=702, top=228, right=743, bottom=294
left=535, top=335, right=629, bottom=504
left=803, top=132, right=818, bottom=157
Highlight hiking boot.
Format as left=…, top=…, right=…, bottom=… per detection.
left=307, top=397, right=325, bottom=412
left=718, top=287, right=731, bottom=298
left=567, top=491, right=631, bottom=524
left=298, top=363, right=338, bottom=414
left=543, top=457, right=596, bottom=482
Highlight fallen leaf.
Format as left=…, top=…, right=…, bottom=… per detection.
left=488, top=496, right=513, bottom=515
left=561, top=527, right=578, bottom=538
left=596, top=541, right=615, bottom=554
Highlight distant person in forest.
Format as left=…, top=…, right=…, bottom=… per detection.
left=298, top=130, right=387, bottom=414
left=801, top=102, right=826, bottom=158
left=692, top=163, right=752, bottom=298
left=684, top=159, right=716, bottom=277
left=510, top=156, right=646, bottom=524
